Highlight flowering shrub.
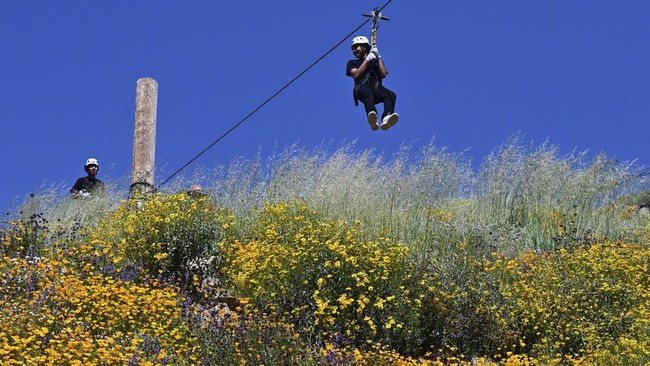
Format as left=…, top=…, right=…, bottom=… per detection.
left=222, top=201, right=428, bottom=352
left=494, top=241, right=650, bottom=363
left=90, top=192, right=234, bottom=281
left=418, top=243, right=521, bottom=359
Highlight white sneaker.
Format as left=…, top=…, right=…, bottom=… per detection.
left=380, top=113, right=399, bottom=130
left=367, top=111, right=379, bottom=131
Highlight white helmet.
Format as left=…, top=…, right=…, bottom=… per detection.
left=85, top=158, right=99, bottom=168
left=351, top=36, right=371, bottom=49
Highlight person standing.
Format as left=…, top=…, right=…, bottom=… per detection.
left=346, top=35, right=399, bottom=131
left=70, top=158, right=104, bottom=197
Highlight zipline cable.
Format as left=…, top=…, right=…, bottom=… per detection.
left=158, top=0, right=394, bottom=188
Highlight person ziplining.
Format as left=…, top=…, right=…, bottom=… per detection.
left=158, top=2, right=398, bottom=187
left=346, top=8, right=399, bottom=131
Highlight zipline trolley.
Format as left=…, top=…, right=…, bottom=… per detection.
left=362, top=7, right=390, bottom=45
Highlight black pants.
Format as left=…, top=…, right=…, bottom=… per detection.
left=357, top=84, right=397, bottom=119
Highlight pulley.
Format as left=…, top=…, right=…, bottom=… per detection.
left=362, top=7, right=390, bottom=45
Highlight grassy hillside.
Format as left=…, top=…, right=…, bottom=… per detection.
left=2, top=136, right=649, bottom=365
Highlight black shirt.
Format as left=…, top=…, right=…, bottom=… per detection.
left=346, top=58, right=383, bottom=105
left=70, top=176, right=104, bottom=194
left=347, top=58, right=384, bottom=85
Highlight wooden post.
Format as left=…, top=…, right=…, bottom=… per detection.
left=130, top=78, right=158, bottom=196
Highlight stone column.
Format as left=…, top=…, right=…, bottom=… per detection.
left=130, top=77, right=158, bottom=196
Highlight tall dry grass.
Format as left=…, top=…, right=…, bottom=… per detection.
left=161, top=136, right=647, bottom=255
left=7, top=136, right=647, bottom=257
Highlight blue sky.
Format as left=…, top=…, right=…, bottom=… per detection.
left=2, top=1, right=649, bottom=211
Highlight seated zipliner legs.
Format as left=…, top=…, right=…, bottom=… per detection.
left=357, top=83, right=399, bottom=131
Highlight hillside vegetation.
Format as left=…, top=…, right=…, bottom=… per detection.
left=2, top=136, right=649, bottom=365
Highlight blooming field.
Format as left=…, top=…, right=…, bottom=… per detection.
left=0, top=252, right=200, bottom=365
left=2, top=139, right=650, bottom=364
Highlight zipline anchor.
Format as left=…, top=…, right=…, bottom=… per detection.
left=362, top=7, right=390, bottom=45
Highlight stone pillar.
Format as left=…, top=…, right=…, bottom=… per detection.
left=130, top=78, right=158, bottom=196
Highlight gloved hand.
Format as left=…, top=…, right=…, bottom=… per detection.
left=371, top=45, right=380, bottom=58
left=365, top=52, right=376, bottom=62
